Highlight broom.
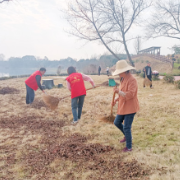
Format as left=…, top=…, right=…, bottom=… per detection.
left=42, top=85, right=100, bottom=110
left=143, top=70, right=152, bottom=87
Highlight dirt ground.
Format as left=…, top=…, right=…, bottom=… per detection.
left=0, top=75, right=180, bottom=179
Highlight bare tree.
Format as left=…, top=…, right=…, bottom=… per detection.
left=147, top=0, right=180, bottom=40
left=0, top=0, right=11, bottom=3
left=63, top=0, right=151, bottom=66
left=134, top=36, right=141, bottom=54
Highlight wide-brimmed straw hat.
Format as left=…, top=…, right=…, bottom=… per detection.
left=112, top=60, right=135, bottom=76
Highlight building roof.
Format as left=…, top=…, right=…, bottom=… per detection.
left=138, top=46, right=161, bottom=53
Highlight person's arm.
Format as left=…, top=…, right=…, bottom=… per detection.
left=81, top=74, right=95, bottom=87
left=121, top=79, right=138, bottom=101
left=66, top=80, right=71, bottom=91
left=35, top=75, right=44, bottom=92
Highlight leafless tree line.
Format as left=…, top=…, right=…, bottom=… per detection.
left=147, top=0, right=180, bottom=40
left=63, top=0, right=152, bottom=66
left=63, top=0, right=180, bottom=66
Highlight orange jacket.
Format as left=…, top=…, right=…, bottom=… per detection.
left=117, top=73, right=139, bottom=115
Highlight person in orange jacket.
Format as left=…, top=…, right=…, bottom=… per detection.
left=112, top=60, right=139, bottom=152
left=25, top=67, right=46, bottom=104
left=66, top=66, right=95, bottom=124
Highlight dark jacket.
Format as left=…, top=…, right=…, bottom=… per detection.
left=143, top=66, right=152, bottom=78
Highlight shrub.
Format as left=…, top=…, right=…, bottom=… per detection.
left=163, top=74, right=175, bottom=83
left=141, top=60, right=144, bottom=63
left=175, top=80, right=180, bottom=89
left=140, top=72, right=145, bottom=78
left=152, top=74, right=160, bottom=81
left=136, top=70, right=141, bottom=76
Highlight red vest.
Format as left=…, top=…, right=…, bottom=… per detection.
left=25, top=70, right=42, bottom=91
left=66, top=73, right=86, bottom=99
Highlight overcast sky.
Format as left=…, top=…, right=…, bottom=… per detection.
left=0, top=0, right=179, bottom=60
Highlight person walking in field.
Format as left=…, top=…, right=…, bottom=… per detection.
left=25, top=67, right=46, bottom=104
left=106, top=67, right=110, bottom=76
left=98, top=66, right=101, bottom=76
left=112, top=60, right=139, bottom=152
left=143, top=62, right=153, bottom=88
left=66, top=66, right=95, bottom=124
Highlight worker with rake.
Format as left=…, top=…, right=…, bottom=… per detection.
left=112, top=60, right=139, bottom=152
left=25, top=67, right=46, bottom=104
left=66, top=66, right=95, bottom=124
left=143, top=62, right=153, bottom=88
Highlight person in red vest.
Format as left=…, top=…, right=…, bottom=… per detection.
left=25, top=67, right=46, bottom=104
left=66, top=66, right=95, bottom=124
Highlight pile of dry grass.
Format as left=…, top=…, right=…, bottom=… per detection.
left=30, top=98, right=47, bottom=109
left=0, top=87, right=20, bottom=94
left=101, top=114, right=115, bottom=123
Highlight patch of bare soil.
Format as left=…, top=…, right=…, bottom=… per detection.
left=30, top=98, right=47, bottom=109
left=0, top=116, right=150, bottom=180
left=0, top=87, right=20, bottom=95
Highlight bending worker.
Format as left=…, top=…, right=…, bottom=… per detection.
left=25, top=67, right=46, bottom=104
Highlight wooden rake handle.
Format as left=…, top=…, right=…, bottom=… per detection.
left=59, top=85, right=101, bottom=100
left=111, top=91, right=116, bottom=115
left=111, top=85, right=117, bottom=115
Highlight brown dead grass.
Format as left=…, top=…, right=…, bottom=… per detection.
left=0, top=75, right=180, bottom=179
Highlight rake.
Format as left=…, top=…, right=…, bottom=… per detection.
left=42, top=85, right=101, bottom=110
left=101, top=89, right=116, bottom=123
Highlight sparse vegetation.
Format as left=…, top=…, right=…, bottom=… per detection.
left=175, top=80, right=180, bottom=89
left=140, top=72, right=145, bottom=78
left=152, top=74, right=160, bottom=81
left=1, top=75, right=180, bottom=179
left=136, top=70, right=141, bottom=76
left=163, top=74, right=175, bottom=83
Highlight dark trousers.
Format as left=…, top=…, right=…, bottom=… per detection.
left=98, top=71, right=101, bottom=76
left=71, top=95, right=85, bottom=121
left=114, top=113, right=136, bottom=149
left=25, top=84, right=35, bottom=104
left=106, top=71, right=109, bottom=76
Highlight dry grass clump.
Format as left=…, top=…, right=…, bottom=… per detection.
left=31, top=98, right=47, bottom=109
left=101, top=114, right=115, bottom=123
left=0, top=86, right=20, bottom=94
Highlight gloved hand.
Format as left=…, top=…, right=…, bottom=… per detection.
left=111, top=97, right=119, bottom=106
left=119, top=91, right=126, bottom=97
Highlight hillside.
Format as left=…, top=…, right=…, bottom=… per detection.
left=132, top=55, right=172, bottom=73
left=109, top=55, right=172, bottom=74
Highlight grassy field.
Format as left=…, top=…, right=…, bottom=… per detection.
left=0, top=75, right=180, bottom=179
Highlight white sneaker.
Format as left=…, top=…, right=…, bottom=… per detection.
left=71, top=120, right=78, bottom=125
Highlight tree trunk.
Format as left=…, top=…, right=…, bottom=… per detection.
left=42, top=79, right=55, bottom=89
left=122, top=34, right=135, bottom=67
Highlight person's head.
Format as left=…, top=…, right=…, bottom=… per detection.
left=112, top=60, right=135, bottom=77
left=39, top=67, right=46, bottom=75
left=67, top=66, right=76, bottom=75
left=119, top=71, right=130, bottom=78
left=147, top=62, right=151, bottom=67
